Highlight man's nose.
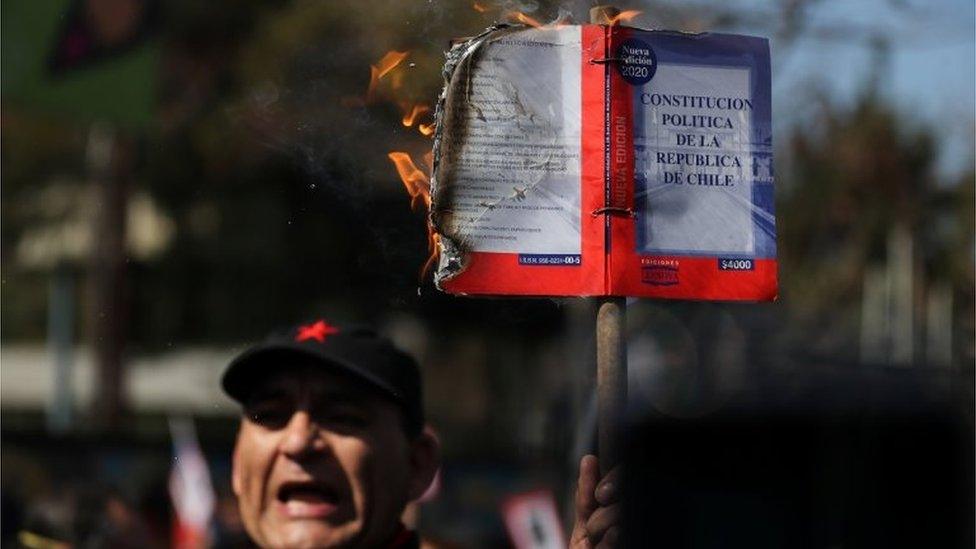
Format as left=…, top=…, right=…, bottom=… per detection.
left=279, top=411, right=325, bottom=458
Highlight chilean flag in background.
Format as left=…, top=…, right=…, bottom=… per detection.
left=168, top=417, right=216, bottom=548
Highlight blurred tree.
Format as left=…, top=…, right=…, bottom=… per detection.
left=779, top=89, right=974, bottom=364
left=133, top=0, right=569, bottom=347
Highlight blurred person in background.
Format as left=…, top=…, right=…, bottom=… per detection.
left=221, top=318, right=621, bottom=548
left=15, top=485, right=154, bottom=549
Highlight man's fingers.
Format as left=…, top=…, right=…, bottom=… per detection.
left=585, top=503, right=621, bottom=545
left=570, top=455, right=600, bottom=548
left=595, top=465, right=621, bottom=506
left=574, top=457, right=623, bottom=548
left=595, top=526, right=620, bottom=549
left=575, top=454, right=600, bottom=521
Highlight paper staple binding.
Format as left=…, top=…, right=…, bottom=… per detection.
left=591, top=207, right=636, bottom=218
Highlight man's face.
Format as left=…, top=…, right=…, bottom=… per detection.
left=231, top=363, right=434, bottom=548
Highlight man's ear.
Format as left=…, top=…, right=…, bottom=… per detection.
left=407, top=425, right=441, bottom=501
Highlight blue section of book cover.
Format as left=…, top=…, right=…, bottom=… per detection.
left=628, top=31, right=775, bottom=259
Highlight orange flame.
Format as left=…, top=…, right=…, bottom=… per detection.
left=368, top=52, right=440, bottom=280
left=607, top=9, right=642, bottom=26
left=472, top=2, right=488, bottom=12
left=355, top=50, right=440, bottom=280
left=508, top=11, right=543, bottom=28
left=390, top=70, right=406, bottom=92
left=387, top=152, right=431, bottom=211
left=422, top=232, right=441, bottom=279
left=401, top=104, right=430, bottom=127
left=506, top=10, right=573, bottom=28
left=367, top=50, right=409, bottom=102
left=388, top=151, right=440, bottom=278
left=375, top=50, right=409, bottom=80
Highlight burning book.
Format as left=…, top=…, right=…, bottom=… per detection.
left=427, top=22, right=776, bottom=301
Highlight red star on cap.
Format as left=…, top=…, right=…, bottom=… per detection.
left=295, top=320, right=340, bottom=343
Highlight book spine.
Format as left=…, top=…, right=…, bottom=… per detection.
left=604, top=25, right=636, bottom=294
left=581, top=24, right=614, bottom=295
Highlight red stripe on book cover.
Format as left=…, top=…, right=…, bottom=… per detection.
left=580, top=24, right=608, bottom=294
left=607, top=25, right=635, bottom=213
left=440, top=252, right=595, bottom=296
left=606, top=25, right=636, bottom=294
left=612, top=256, right=778, bottom=301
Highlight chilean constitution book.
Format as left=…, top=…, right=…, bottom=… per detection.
left=430, top=24, right=776, bottom=301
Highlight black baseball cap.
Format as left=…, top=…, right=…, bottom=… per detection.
left=222, top=319, right=424, bottom=435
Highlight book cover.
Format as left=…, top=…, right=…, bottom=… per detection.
left=429, top=24, right=776, bottom=301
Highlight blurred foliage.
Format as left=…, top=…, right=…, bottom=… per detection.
left=137, top=0, right=487, bottom=346
left=2, top=0, right=573, bottom=348
left=779, top=89, right=974, bottom=355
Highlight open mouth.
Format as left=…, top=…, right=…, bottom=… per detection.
left=276, top=481, right=340, bottom=519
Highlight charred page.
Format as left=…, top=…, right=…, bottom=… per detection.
left=431, top=25, right=605, bottom=296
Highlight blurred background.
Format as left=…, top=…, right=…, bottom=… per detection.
left=1, top=0, right=973, bottom=547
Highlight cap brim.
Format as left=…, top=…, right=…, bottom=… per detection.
left=221, top=342, right=404, bottom=406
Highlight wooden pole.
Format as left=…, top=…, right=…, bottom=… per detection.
left=591, top=5, right=627, bottom=476
left=596, top=298, right=626, bottom=474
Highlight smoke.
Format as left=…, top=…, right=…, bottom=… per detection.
left=227, top=0, right=617, bottom=200
left=223, top=0, right=641, bottom=287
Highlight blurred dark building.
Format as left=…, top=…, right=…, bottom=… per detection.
left=623, top=365, right=974, bottom=548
